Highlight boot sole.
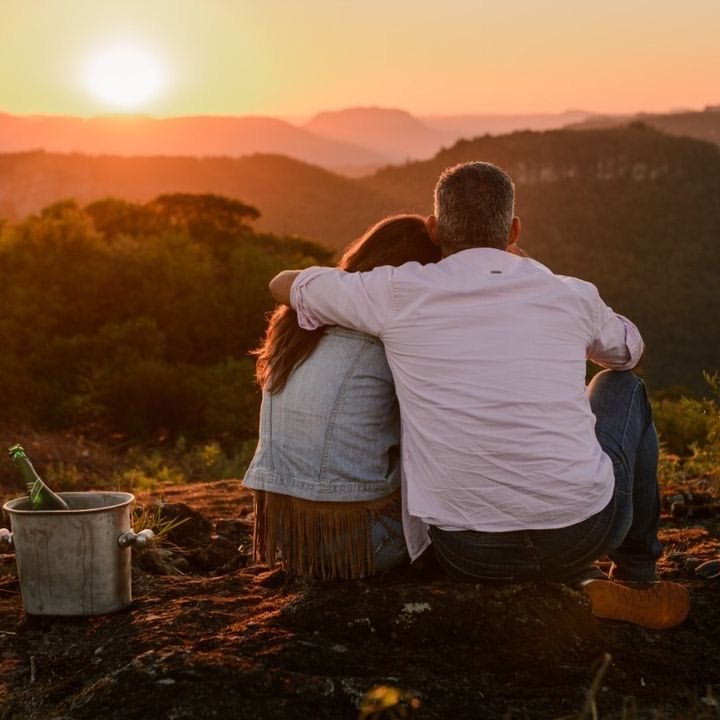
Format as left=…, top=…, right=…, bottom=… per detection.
left=582, top=579, right=690, bottom=629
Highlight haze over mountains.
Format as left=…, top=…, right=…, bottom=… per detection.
left=569, top=105, right=720, bottom=147
left=2, top=104, right=718, bottom=177
left=303, top=108, right=447, bottom=168
left=0, top=113, right=386, bottom=172
left=0, top=107, right=598, bottom=175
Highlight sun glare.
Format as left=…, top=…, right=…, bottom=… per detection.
left=83, top=42, right=166, bottom=111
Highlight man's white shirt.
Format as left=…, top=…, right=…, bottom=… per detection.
left=290, top=248, right=644, bottom=560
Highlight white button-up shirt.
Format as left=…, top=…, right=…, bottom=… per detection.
left=290, top=248, right=644, bottom=560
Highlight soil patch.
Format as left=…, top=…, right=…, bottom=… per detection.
left=1, top=478, right=719, bottom=719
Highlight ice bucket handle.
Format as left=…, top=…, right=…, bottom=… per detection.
left=0, top=528, right=12, bottom=550
left=117, top=528, right=155, bottom=549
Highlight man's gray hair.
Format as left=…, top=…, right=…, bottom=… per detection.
left=433, top=162, right=515, bottom=249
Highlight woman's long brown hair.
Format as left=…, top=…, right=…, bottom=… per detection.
left=254, top=214, right=440, bottom=393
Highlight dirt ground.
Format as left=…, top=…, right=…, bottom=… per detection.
left=1, top=473, right=719, bottom=719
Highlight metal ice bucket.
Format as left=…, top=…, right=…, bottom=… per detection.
left=1, top=491, right=152, bottom=616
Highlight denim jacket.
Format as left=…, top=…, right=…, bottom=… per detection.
left=243, top=326, right=401, bottom=501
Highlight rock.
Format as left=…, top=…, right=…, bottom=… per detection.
left=694, top=559, right=720, bottom=579
left=192, top=535, right=239, bottom=572
left=156, top=502, right=214, bottom=546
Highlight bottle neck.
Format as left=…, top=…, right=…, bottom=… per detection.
left=9, top=447, right=38, bottom=484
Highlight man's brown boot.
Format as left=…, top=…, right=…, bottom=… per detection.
left=581, top=579, right=690, bottom=629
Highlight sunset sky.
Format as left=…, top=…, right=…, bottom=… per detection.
left=1, top=0, right=718, bottom=118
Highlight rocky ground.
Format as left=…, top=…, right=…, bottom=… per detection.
left=1, top=474, right=719, bottom=719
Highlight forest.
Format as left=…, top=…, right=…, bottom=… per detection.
left=0, top=193, right=332, bottom=457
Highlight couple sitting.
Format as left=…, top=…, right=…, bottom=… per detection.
left=243, top=161, right=689, bottom=629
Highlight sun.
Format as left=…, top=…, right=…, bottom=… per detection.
left=83, top=42, right=166, bottom=111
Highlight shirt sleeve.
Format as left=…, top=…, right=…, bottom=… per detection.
left=290, top=265, right=396, bottom=336
left=587, top=301, right=644, bottom=370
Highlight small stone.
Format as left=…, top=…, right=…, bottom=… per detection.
left=695, top=559, right=720, bottom=579
left=671, top=501, right=687, bottom=518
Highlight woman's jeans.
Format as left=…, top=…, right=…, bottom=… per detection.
left=430, top=370, right=662, bottom=584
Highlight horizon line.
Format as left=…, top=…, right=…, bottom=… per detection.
left=1, top=101, right=719, bottom=123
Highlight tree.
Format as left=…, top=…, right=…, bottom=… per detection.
left=85, top=198, right=159, bottom=238
left=148, top=194, right=261, bottom=257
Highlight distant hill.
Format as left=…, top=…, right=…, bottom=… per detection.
left=0, top=125, right=718, bottom=393
left=304, top=107, right=450, bottom=163
left=0, top=151, right=388, bottom=244
left=420, top=110, right=595, bottom=138
left=304, top=107, right=596, bottom=172
left=0, top=113, right=385, bottom=172
left=567, top=106, right=720, bottom=146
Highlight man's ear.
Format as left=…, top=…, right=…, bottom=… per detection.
left=426, top=215, right=441, bottom=247
left=508, top=216, right=521, bottom=246
left=506, top=217, right=528, bottom=257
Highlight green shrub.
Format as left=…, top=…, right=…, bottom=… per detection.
left=653, top=396, right=715, bottom=457
left=684, top=372, right=720, bottom=485
left=654, top=372, right=720, bottom=489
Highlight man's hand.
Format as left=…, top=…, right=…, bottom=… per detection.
left=269, top=270, right=302, bottom=305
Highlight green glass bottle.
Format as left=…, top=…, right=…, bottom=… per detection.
left=8, top=444, right=69, bottom=510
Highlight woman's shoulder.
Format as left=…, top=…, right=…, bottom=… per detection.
left=296, top=326, right=389, bottom=381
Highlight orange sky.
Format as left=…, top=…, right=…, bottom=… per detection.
left=1, top=0, right=718, bottom=118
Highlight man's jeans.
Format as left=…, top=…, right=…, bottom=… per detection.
left=430, top=370, right=662, bottom=584
left=372, top=515, right=409, bottom=573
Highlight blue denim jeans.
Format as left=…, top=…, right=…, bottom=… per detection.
left=372, top=515, right=409, bottom=573
left=430, top=370, right=662, bottom=584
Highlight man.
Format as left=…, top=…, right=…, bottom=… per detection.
left=269, top=161, right=689, bottom=629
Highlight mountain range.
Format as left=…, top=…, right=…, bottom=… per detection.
left=3, top=105, right=718, bottom=177
left=0, top=107, right=597, bottom=175
left=568, top=106, right=720, bottom=147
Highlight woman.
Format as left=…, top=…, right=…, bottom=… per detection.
left=243, top=214, right=440, bottom=579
